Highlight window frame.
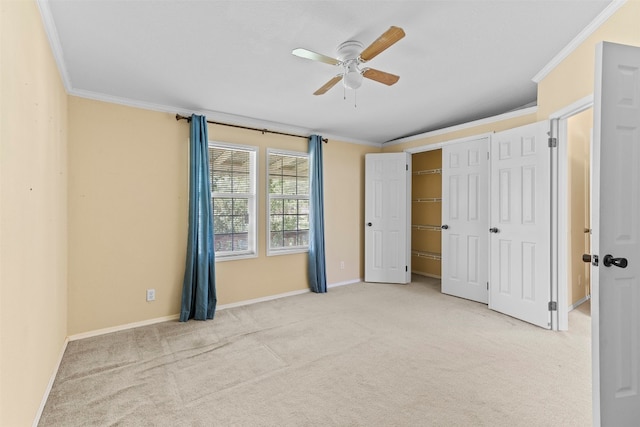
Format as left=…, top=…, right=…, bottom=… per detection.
left=266, top=148, right=310, bottom=256
left=209, top=141, right=258, bottom=262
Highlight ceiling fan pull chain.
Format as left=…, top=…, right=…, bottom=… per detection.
left=354, top=89, right=357, bottom=108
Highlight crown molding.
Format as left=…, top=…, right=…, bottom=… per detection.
left=532, top=0, right=627, bottom=83
left=69, top=87, right=381, bottom=147
left=37, top=0, right=380, bottom=148
left=36, top=0, right=72, bottom=92
left=384, top=105, right=538, bottom=147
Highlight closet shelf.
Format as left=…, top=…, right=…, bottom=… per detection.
left=411, top=250, right=442, bottom=261
left=412, top=224, right=441, bottom=231
left=412, top=197, right=442, bottom=203
left=412, top=168, right=442, bottom=175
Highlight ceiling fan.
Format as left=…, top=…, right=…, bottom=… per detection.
left=292, top=26, right=405, bottom=96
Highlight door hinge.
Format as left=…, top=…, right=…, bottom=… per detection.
left=406, top=164, right=409, bottom=171
left=548, top=137, right=557, bottom=148
left=486, top=282, right=489, bottom=290
left=405, top=265, right=408, bottom=272
left=548, top=301, right=557, bottom=311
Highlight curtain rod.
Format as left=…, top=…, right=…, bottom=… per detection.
left=175, top=114, right=327, bottom=143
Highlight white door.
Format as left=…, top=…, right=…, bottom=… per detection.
left=592, top=41, right=640, bottom=426
left=442, top=137, right=489, bottom=303
left=489, top=121, right=551, bottom=329
left=364, top=152, right=411, bottom=283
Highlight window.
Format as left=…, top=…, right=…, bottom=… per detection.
left=209, top=143, right=257, bottom=260
left=267, top=150, right=309, bottom=254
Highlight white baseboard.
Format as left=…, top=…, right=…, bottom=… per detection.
left=33, top=337, right=69, bottom=427
left=328, top=278, right=362, bottom=288
left=569, top=294, right=591, bottom=311
left=217, top=288, right=310, bottom=310
left=68, top=279, right=361, bottom=341
left=68, top=314, right=180, bottom=341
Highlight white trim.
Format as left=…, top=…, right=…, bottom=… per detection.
left=68, top=314, right=181, bottom=341
left=214, top=252, right=258, bottom=262
left=66, top=281, right=359, bottom=341
left=31, top=3, right=380, bottom=151
left=266, top=248, right=308, bottom=257
left=32, top=337, right=69, bottom=427
left=550, top=96, right=594, bottom=332
left=68, top=87, right=380, bottom=148
left=532, top=0, right=627, bottom=83
left=550, top=94, right=594, bottom=120
left=405, top=132, right=492, bottom=154
left=217, top=289, right=310, bottom=310
left=385, top=106, right=537, bottom=147
left=328, top=278, right=362, bottom=288
left=36, top=0, right=72, bottom=92
left=569, top=294, right=591, bottom=312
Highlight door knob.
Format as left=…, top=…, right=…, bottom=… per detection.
left=603, top=254, right=628, bottom=268
left=441, top=224, right=449, bottom=230
left=489, top=227, right=499, bottom=233
left=367, top=222, right=372, bottom=227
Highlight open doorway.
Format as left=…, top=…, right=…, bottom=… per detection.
left=566, top=108, right=593, bottom=325
left=410, top=149, right=443, bottom=280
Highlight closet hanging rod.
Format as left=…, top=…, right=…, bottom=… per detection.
left=175, top=114, right=327, bottom=143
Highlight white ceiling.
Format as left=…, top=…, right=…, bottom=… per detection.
left=40, top=0, right=612, bottom=145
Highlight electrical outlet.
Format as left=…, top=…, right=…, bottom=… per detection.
left=340, top=261, right=345, bottom=270
left=146, top=289, right=156, bottom=302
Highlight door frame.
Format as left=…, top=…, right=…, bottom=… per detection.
left=550, top=94, right=594, bottom=331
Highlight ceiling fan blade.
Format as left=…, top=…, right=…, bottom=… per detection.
left=292, top=48, right=340, bottom=65
left=362, top=68, right=400, bottom=86
left=313, top=75, right=343, bottom=95
left=359, top=26, right=405, bottom=62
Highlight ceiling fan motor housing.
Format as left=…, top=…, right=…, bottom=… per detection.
left=336, top=40, right=364, bottom=61
left=337, top=41, right=364, bottom=89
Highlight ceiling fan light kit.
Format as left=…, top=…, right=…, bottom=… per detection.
left=292, top=26, right=405, bottom=96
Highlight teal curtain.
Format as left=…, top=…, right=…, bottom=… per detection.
left=180, top=115, right=217, bottom=321
left=308, top=135, right=327, bottom=293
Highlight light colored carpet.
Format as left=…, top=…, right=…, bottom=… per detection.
left=39, top=276, right=592, bottom=426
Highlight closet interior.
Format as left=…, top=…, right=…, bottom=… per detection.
left=411, top=149, right=442, bottom=278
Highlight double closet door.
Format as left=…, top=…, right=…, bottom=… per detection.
left=441, top=122, right=552, bottom=329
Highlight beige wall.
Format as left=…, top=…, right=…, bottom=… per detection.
left=67, top=97, right=379, bottom=335
left=567, top=109, right=592, bottom=306
left=67, top=98, right=187, bottom=335
left=0, top=1, right=68, bottom=425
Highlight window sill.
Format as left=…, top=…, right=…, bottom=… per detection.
left=215, top=252, right=258, bottom=262
left=267, top=248, right=309, bottom=257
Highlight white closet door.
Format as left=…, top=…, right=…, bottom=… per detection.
left=489, top=121, right=551, bottom=329
left=442, top=137, right=489, bottom=303
left=364, top=153, right=411, bottom=284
